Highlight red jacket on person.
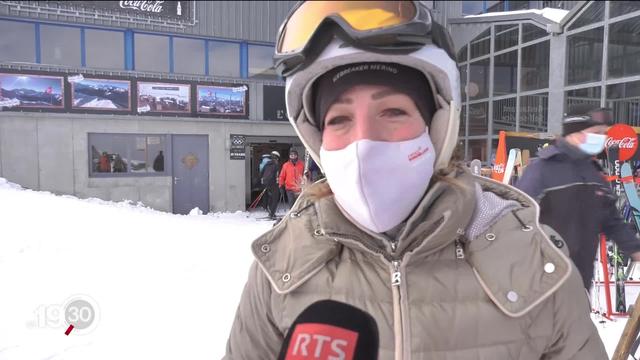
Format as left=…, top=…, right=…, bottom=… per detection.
left=278, top=160, right=304, bottom=192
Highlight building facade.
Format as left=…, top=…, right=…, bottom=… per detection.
left=0, top=1, right=299, bottom=213
left=442, top=0, right=640, bottom=163
left=1, top=1, right=639, bottom=212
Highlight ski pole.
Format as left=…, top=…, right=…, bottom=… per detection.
left=249, top=188, right=267, bottom=209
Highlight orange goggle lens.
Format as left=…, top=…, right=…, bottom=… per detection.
left=277, top=1, right=417, bottom=53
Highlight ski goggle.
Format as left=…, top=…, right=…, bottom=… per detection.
left=274, top=1, right=453, bottom=77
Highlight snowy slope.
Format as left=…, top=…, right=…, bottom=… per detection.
left=0, top=177, right=630, bottom=358
left=0, top=178, right=271, bottom=360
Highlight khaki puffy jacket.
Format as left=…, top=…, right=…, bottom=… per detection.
left=225, top=172, right=607, bottom=359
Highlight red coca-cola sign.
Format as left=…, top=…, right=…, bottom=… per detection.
left=607, top=124, right=638, bottom=161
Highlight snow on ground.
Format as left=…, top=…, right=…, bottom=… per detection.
left=0, top=177, right=631, bottom=359
left=0, top=178, right=271, bottom=360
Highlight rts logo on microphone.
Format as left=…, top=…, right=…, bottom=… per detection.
left=285, top=323, right=358, bottom=360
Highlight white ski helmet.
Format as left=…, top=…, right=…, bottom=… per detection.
left=277, top=1, right=461, bottom=171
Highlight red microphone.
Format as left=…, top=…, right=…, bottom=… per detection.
left=278, top=300, right=379, bottom=360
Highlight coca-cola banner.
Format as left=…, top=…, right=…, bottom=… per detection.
left=607, top=124, right=638, bottom=161
left=49, top=1, right=194, bottom=22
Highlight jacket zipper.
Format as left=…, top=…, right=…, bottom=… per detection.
left=391, top=259, right=403, bottom=360
left=326, top=217, right=445, bottom=360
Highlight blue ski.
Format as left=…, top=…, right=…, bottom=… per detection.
left=620, top=162, right=640, bottom=232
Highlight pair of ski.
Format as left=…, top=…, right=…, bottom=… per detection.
left=605, top=149, right=640, bottom=359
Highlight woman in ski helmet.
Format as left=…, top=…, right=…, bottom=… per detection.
left=225, top=2, right=606, bottom=359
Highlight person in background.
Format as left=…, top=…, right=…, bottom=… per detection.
left=304, top=156, right=323, bottom=182
left=225, top=2, right=606, bottom=359
left=153, top=151, right=164, bottom=172
left=260, top=150, right=281, bottom=219
left=112, top=154, right=127, bottom=173
left=278, top=149, right=304, bottom=208
left=257, top=153, right=273, bottom=211
left=516, top=104, right=640, bottom=289
left=99, top=152, right=111, bottom=173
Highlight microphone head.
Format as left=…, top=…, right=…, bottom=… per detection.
left=278, top=300, right=379, bottom=360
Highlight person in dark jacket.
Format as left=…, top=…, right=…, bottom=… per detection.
left=152, top=151, right=164, bottom=172
left=516, top=104, right=640, bottom=289
left=259, top=151, right=281, bottom=219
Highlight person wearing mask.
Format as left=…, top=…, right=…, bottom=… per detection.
left=260, top=151, right=281, bottom=219
left=517, top=104, right=640, bottom=289
left=278, top=149, right=305, bottom=208
left=225, top=2, right=606, bottom=359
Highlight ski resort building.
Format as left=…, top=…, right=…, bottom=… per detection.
left=442, top=1, right=640, bottom=163
left=0, top=1, right=638, bottom=213
left=0, top=1, right=300, bottom=214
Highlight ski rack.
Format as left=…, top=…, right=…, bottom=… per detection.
left=598, top=234, right=625, bottom=320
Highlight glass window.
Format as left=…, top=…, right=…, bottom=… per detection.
left=173, top=37, right=205, bottom=75
left=0, top=20, right=35, bottom=63
left=608, top=17, right=640, bottom=79
left=487, top=1, right=505, bottom=13
left=248, top=44, right=277, bottom=80
left=457, top=44, right=468, bottom=63
left=510, top=1, right=530, bottom=10
left=610, top=1, right=640, bottom=19
left=469, top=101, right=489, bottom=136
left=469, top=58, right=490, bottom=100
left=209, top=41, right=240, bottom=77
left=607, top=80, right=640, bottom=127
left=134, top=33, right=169, bottom=73
left=460, top=65, right=468, bottom=102
left=85, top=29, right=124, bottom=70
left=542, top=1, right=578, bottom=11
left=40, top=25, right=81, bottom=67
left=567, top=1, right=604, bottom=31
left=470, top=29, right=491, bottom=59
left=566, top=27, right=603, bottom=85
left=495, top=24, right=518, bottom=52
left=468, top=138, right=488, bottom=162
left=521, top=41, right=549, bottom=91
left=565, top=86, right=601, bottom=116
left=522, top=23, right=548, bottom=43
left=494, top=50, right=517, bottom=96
left=493, top=97, right=517, bottom=134
left=462, top=1, right=484, bottom=15
left=89, top=134, right=168, bottom=177
left=519, top=93, right=548, bottom=132
left=460, top=105, right=467, bottom=137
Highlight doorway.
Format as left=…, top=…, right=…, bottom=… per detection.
left=244, top=136, right=304, bottom=210
left=172, top=135, right=210, bottom=214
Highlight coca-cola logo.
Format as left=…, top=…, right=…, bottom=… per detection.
left=606, top=137, right=636, bottom=149
left=119, top=1, right=164, bottom=13
left=607, top=124, right=638, bottom=161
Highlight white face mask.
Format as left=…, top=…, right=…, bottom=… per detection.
left=320, top=131, right=436, bottom=233
left=578, top=133, right=607, bottom=155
